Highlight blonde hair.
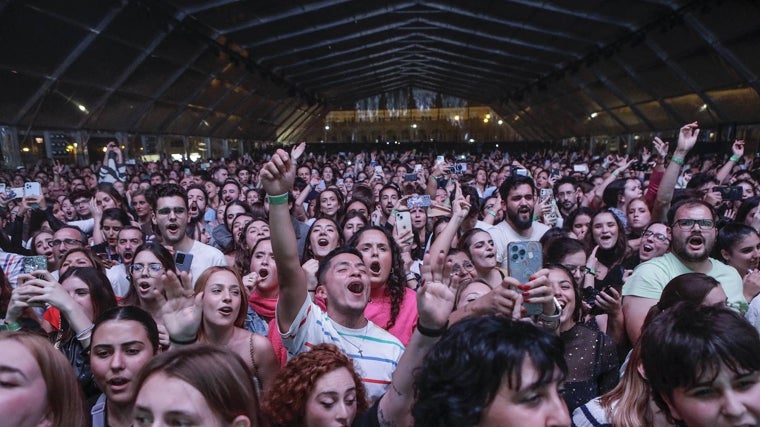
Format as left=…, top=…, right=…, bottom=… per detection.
left=0, top=331, right=87, bottom=427
left=599, top=344, right=653, bottom=426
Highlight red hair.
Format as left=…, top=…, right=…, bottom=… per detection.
left=262, top=344, right=368, bottom=426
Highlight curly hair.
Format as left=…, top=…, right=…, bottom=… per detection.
left=262, top=344, right=368, bottom=427
left=347, top=225, right=406, bottom=331
left=413, top=316, right=566, bottom=427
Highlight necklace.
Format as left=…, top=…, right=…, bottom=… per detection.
left=342, top=322, right=369, bottom=357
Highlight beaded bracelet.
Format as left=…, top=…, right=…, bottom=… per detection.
left=266, top=192, right=289, bottom=205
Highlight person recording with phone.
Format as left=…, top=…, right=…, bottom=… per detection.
left=97, top=141, right=127, bottom=184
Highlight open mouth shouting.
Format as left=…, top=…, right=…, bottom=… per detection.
left=368, top=261, right=381, bottom=275
left=347, top=280, right=366, bottom=295
left=218, top=306, right=234, bottom=316
left=687, top=234, right=705, bottom=251
left=317, top=237, right=330, bottom=247
left=258, top=268, right=269, bottom=279
left=137, top=281, right=153, bottom=294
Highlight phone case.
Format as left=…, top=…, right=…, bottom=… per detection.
left=174, top=251, right=194, bottom=273
left=507, top=241, right=543, bottom=316
left=395, top=211, right=412, bottom=234
left=23, top=256, right=48, bottom=274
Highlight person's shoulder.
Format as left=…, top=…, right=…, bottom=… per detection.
left=191, top=240, right=224, bottom=257
left=366, top=320, right=404, bottom=350
left=708, top=257, right=741, bottom=277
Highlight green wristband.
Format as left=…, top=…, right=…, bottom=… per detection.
left=730, top=155, right=741, bottom=163
left=0, top=321, right=21, bottom=331
left=671, top=156, right=685, bottom=166
left=266, top=193, right=289, bottom=205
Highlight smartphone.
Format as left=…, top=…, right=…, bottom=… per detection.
left=403, top=173, right=418, bottom=182
left=0, top=183, right=6, bottom=194
left=435, top=155, right=445, bottom=165
left=174, top=251, right=194, bottom=273
left=374, top=165, right=384, bottom=175
left=23, top=256, right=47, bottom=274
left=336, top=178, right=344, bottom=186
left=515, top=168, right=528, bottom=177
left=540, top=188, right=553, bottom=202
left=184, top=168, right=191, bottom=175
left=414, top=164, right=422, bottom=173
left=713, top=186, right=742, bottom=201
left=395, top=211, right=412, bottom=235
left=24, top=182, right=41, bottom=197
left=506, top=241, right=543, bottom=316
left=551, top=168, right=561, bottom=177
left=452, top=163, right=467, bottom=174
left=8, top=187, right=24, bottom=199
left=573, top=164, right=589, bottom=173
left=407, top=195, right=432, bottom=209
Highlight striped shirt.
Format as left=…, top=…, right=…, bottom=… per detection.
left=280, top=299, right=405, bottom=402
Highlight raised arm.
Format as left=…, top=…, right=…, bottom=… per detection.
left=652, top=122, right=699, bottom=222
left=716, top=140, right=744, bottom=184
left=376, top=252, right=455, bottom=427
left=260, top=143, right=309, bottom=332
left=594, top=155, right=633, bottom=200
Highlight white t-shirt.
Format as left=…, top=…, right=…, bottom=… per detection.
left=106, top=263, right=130, bottom=297
left=188, top=240, right=226, bottom=285
left=278, top=298, right=404, bottom=402
left=487, top=221, right=551, bottom=269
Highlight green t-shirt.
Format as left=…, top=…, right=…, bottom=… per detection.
left=622, top=252, right=746, bottom=305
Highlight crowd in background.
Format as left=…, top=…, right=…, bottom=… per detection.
left=1, top=121, right=759, bottom=426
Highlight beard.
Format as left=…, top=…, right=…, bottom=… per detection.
left=507, top=207, right=533, bottom=230
left=561, top=199, right=576, bottom=212
left=672, top=232, right=713, bottom=262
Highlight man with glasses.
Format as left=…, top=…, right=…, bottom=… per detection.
left=554, top=176, right=581, bottom=222
left=150, top=183, right=225, bottom=285
left=51, top=225, right=86, bottom=264
left=622, top=199, right=744, bottom=343
left=69, top=190, right=93, bottom=220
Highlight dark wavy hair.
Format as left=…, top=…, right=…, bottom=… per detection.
left=262, top=343, right=368, bottom=427
left=590, top=209, right=628, bottom=268
left=58, top=267, right=118, bottom=343
left=736, top=195, right=760, bottom=225
left=302, top=217, right=344, bottom=264
left=563, top=206, right=596, bottom=247
left=314, top=187, right=345, bottom=223
left=347, top=225, right=406, bottom=331
left=413, top=316, right=567, bottom=427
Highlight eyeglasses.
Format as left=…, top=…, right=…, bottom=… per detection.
left=643, top=230, right=670, bottom=242
left=562, top=264, right=591, bottom=275
left=156, top=207, right=187, bottom=216
left=52, top=238, right=84, bottom=247
left=450, top=261, right=475, bottom=275
left=129, top=263, right=165, bottom=276
left=73, top=199, right=90, bottom=207
left=674, top=218, right=714, bottom=229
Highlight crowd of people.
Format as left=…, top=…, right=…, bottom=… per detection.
left=1, top=120, right=759, bottom=426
